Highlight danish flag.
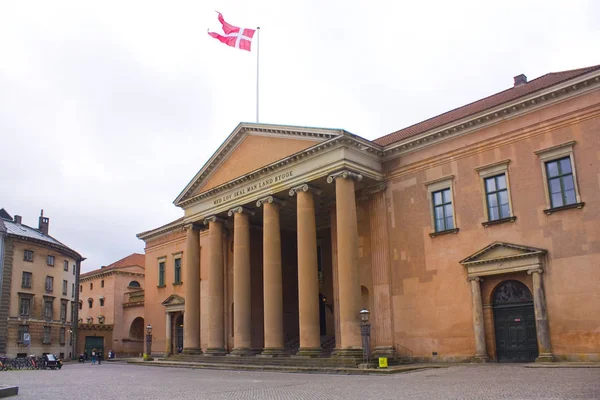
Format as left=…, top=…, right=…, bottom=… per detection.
left=208, top=13, right=255, bottom=52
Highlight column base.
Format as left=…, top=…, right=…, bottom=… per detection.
left=228, top=348, right=259, bottom=357
left=333, top=348, right=364, bottom=359
left=535, top=353, right=555, bottom=363
left=372, top=346, right=396, bottom=360
left=471, top=354, right=491, bottom=363
left=182, top=347, right=203, bottom=355
left=294, top=348, right=322, bottom=358
left=258, top=348, right=289, bottom=357
left=204, top=348, right=227, bottom=356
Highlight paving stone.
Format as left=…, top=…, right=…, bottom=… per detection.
left=0, top=363, right=599, bottom=399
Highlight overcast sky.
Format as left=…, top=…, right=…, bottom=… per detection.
left=1, top=1, right=598, bottom=272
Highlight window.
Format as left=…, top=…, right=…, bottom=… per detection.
left=100, top=298, right=105, bottom=307
left=70, top=302, right=75, bottom=322
left=546, top=157, right=576, bottom=208
left=433, top=189, right=454, bottom=232
left=19, top=297, right=31, bottom=316
left=128, top=280, right=141, bottom=288
left=62, top=280, right=68, bottom=295
left=44, top=299, right=53, bottom=320
left=485, top=175, right=510, bottom=221
left=90, top=282, right=93, bottom=290
left=535, top=141, right=583, bottom=214
left=80, top=285, right=83, bottom=293
left=73, top=264, right=76, bottom=275
left=158, top=260, right=166, bottom=287
left=79, top=301, right=83, bottom=310
left=17, top=325, right=29, bottom=343
left=24, top=250, right=33, bottom=262
left=98, top=315, right=105, bottom=324
left=47, top=255, right=55, bottom=266
left=21, top=272, right=32, bottom=289
left=72, top=283, right=75, bottom=298
left=60, top=301, right=67, bottom=321
left=63, top=260, right=69, bottom=271
left=45, top=276, right=54, bottom=293
left=88, top=298, right=93, bottom=309
left=101, top=280, right=104, bottom=288
left=43, top=326, right=51, bottom=344
left=174, top=257, right=182, bottom=284
left=425, top=176, right=457, bottom=237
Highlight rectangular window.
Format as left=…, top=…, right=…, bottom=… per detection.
left=80, top=285, right=83, bottom=293
left=90, top=282, right=93, bottom=290
left=545, top=157, right=577, bottom=208
left=72, top=283, right=75, bottom=298
left=101, top=280, right=104, bottom=288
left=17, top=325, right=29, bottom=343
left=432, top=188, right=454, bottom=232
left=45, top=276, right=53, bottom=293
left=73, top=264, right=76, bottom=275
left=60, top=301, right=67, bottom=321
left=43, top=326, right=51, bottom=344
left=24, top=250, right=33, bottom=262
left=62, top=280, right=68, bottom=295
left=21, top=272, right=32, bottom=289
left=174, top=258, right=182, bottom=284
left=59, top=327, right=65, bottom=345
left=19, top=297, right=31, bottom=316
left=44, top=299, right=53, bottom=320
left=485, top=174, right=510, bottom=221
left=47, top=255, right=55, bottom=266
left=158, top=261, right=166, bottom=287
left=63, top=260, right=69, bottom=271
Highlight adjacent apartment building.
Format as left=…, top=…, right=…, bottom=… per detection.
left=138, top=64, right=600, bottom=363
left=0, top=209, right=84, bottom=359
left=77, top=253, right=145, bottom=357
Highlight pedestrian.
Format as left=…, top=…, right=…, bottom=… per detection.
left=91, top=350, right=96, bottom=365
left=84, top=350, right=88, bottom=362
left=98, top=350, right=102, bottom=365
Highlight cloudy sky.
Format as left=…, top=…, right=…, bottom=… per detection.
left=1, top=1, right=598, bottom=272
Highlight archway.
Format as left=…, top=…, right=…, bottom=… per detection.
left=129, top=317, right=145, bottom=340
left=492, top=280, right=538, bottom=362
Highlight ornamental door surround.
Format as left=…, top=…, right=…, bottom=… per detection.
left=460, top=242, right=554, bottom=362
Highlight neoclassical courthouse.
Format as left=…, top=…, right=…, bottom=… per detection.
left=138, top=65, right=600, bottom=363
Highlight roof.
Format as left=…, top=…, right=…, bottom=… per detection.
left=0, top=208, right=11, bottom=220
left=374, top=64, right=600, bottom=146
left=80, top=253, right=145, bottom=278
left=136, top=216, right=184, bottom=240
left=3, top=219, right=67, bottom=247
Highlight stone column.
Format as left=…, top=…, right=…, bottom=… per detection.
left=289, top=184, right=321, bottom=357
left=257, top=196, right=287, bottom=356
left=228, top=206, right=254, bottom=356
left=468, top=277, right=489, bottom=362
left=203, top=216, right=227, bottom=356
left=327, top=170, right=363, bottom=358
left=165, top=312, right=172, bottom=356
left=528, top=268, right=554, bottom=362
left=183, top=224, right=201, bottom=354
left=367, top=185, right=395, bottom=359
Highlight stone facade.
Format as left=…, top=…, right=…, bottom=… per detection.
left=138, top=65, right=600, bottom=362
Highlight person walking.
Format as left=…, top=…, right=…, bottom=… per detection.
left=91, top=350, right=96, bottom=365
left=84, top=350, right=88, bottom=362
left=97, top=350, right=102, bottom=365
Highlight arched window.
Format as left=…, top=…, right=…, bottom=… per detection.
left=128, top=280, right=141, bottom=288
left=492, top=280, right=533, bottom=305
left=88, top=298, right=93, bottom=308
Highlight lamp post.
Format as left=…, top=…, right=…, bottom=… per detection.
left=360, top=309, right=371, bottom=367
left=145, top=324, right=153, bottom=361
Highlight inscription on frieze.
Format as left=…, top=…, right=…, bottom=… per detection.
left=213, top=170, right=294, bottom=206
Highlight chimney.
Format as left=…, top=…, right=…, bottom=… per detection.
left=38, top=209, right=49, bottom=236
left=14, top=215, right=22, bottom=224
left=514, top=74, right=527, bottom=87
left=100, top=266, right=106, bottom=269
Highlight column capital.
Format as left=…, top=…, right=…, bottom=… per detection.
left=203, top=215, right=227, bottom=226
left=256, top=196, right=285, bottom=207
left=227, top=206, right=255, bottom=217
left=362, top=182, right=387, bottom=197
left=183, top=223, right=201, bottom=231
left=289, top=183, right=321, bottom=197
left=326, top=169, right=363, bottom=184
left=467, top=276, right=482, bottom=283
left=527, top=268, right=544, bottom=275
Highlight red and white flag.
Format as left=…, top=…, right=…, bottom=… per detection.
left=208, top=13, right=255, bottom=52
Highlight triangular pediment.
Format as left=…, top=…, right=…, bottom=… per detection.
left=460, top=242, right=546, bottom=265
left=161, top=294, right=185, bottom=306
left=174, top=123, right=343, bottom=205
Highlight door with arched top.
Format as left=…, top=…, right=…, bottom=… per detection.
left=492, top=280, right=538, bottom=362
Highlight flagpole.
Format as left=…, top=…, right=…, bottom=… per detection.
left=256, top=26, right=260, bottom=123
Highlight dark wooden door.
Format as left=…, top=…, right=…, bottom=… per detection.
left=494, top=304, right=538, bottom=362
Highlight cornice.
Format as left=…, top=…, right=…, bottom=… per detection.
left=7, top=233, right=84, bottom=262
left=176, top=134, right=383, bottom=209
left=79, top=270, right=145, bottom=282
left=382, top=71, right=600, bottom=160
left=136, top=220, right=186, bottom=242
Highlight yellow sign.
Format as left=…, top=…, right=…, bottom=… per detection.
left=378, top=357, right=388, bottom=368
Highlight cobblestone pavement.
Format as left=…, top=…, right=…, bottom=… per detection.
left=1, top=363, right=599, bottom=399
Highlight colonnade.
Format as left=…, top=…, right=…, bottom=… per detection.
left=182, top=170, right=365, bottom=357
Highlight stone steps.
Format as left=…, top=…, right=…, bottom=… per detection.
left=165, top=354, right=361, bottom=368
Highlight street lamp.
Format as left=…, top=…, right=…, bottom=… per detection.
left=145, top=324, right=153, bottom=361
left=359, top=309, right=371, bottom=367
